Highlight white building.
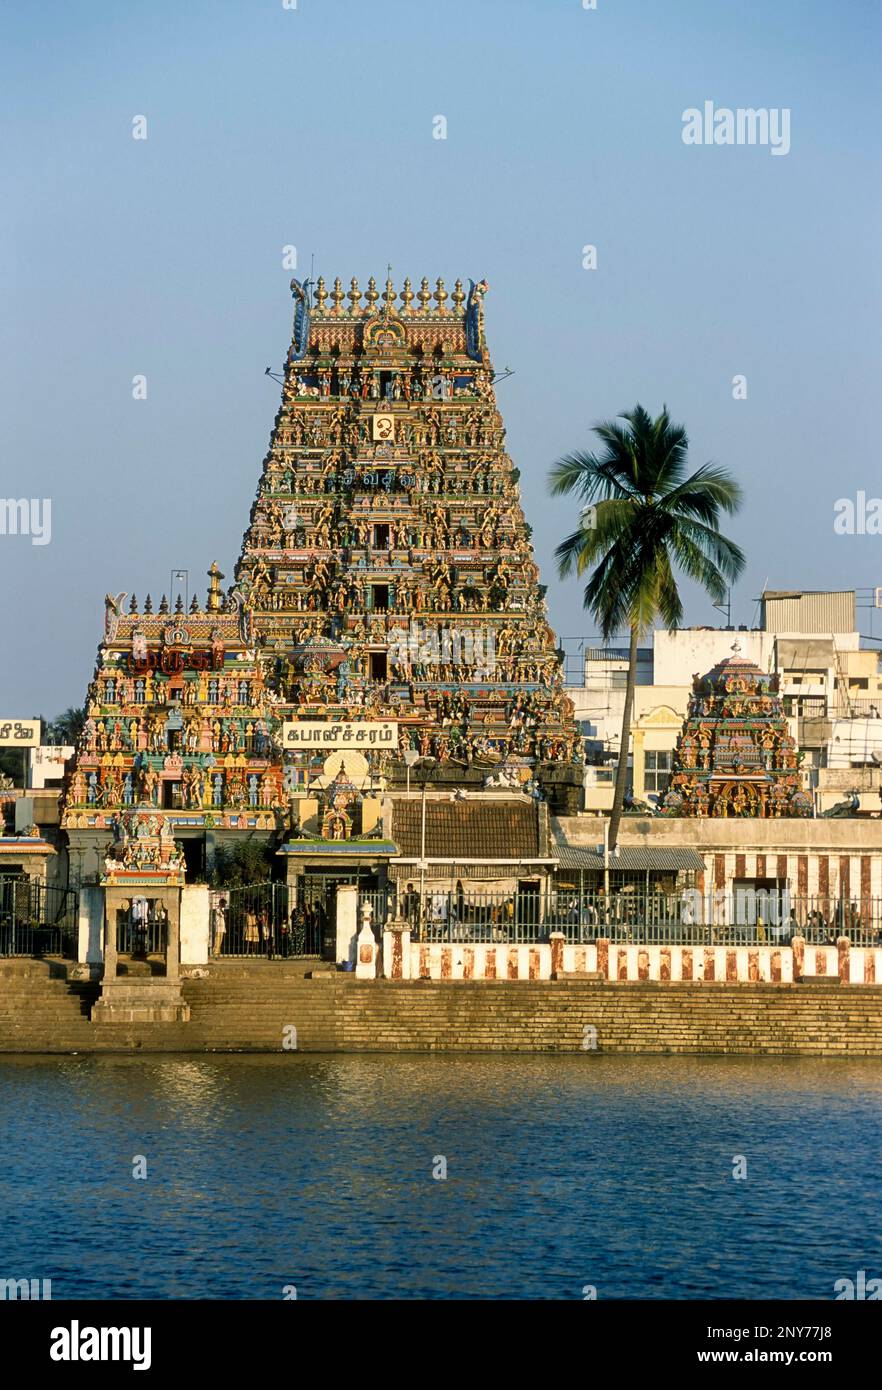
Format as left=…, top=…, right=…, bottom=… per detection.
left=567, top=590, right=882, bottom=814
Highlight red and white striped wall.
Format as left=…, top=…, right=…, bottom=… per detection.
left=375, top=929, right=882, bottom=985
left=707, top=851, right=882, bottom=902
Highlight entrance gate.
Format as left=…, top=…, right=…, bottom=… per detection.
left=211, top=882, right=321, bottom=958
left=0, top=875, right=78, bottom=958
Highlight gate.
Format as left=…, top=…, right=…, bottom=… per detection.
left=210, top=882, right=321, bottom=958
left=0, top=876, right=78, bottom=958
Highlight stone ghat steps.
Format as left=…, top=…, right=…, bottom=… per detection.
left=5, top=964, right=882, bottom=1052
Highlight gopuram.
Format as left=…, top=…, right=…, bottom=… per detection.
left=61, top=275, right=583, bottom=893
left=661, top=645, right=813, bottom=818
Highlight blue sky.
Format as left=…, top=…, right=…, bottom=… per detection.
left=1, top=0, right=880, bottom=713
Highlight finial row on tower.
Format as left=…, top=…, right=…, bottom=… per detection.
left=311, top=276, right=468, bottom=318
left=118, top=565, right=229, bottom=620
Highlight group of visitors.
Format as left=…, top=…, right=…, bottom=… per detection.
left=211, top=897, right=325, bottom=957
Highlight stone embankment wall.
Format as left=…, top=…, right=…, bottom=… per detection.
left=4, top=960, right=882, bottom=1056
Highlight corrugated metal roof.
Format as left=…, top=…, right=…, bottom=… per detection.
left=554, top=845, right=706, bottom=872
left=763, top=591, right=855, bottom=634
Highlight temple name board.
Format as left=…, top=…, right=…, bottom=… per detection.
left=0, top=719, right=40, bottom=747
left=283, top=721, right=398, bottom=750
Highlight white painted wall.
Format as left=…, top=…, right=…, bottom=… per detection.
left=77, top=884, right=104, bottom=965
left=180, top=885, right=210, bottom=965
left=653, top=629, right=773, bottom=687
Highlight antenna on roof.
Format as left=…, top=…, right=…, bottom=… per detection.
left=712, top=587, right=732, bottom=629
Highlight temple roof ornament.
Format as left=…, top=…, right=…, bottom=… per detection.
left=661, top=650, right=812, bottom=818
left=289, top=277, right=312, bottom=360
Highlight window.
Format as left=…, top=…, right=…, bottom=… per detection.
left=369, top=651, right=388, bottom=681
left=644, top=750, right=672, bottom=793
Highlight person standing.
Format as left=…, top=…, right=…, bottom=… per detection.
left=212, top=897, right=227, bottom=957
left=244, top=908, right=259, bottom=956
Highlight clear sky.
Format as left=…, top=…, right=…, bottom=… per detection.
left=2, top=0, right=880, bottom=715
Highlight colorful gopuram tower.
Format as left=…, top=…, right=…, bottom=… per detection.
left=235, top=274, right=582, bottom=807
left=60, top=274, right=582, bottom=884
left=661, top=645, right=813, bottom=818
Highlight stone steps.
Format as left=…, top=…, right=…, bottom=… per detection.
left=4, top=960, right=882, bottom=1053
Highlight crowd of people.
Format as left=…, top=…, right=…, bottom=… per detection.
left=210, top=896, right=326, bottom=957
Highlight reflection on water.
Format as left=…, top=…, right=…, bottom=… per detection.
left=1, top=1055, right=881, bottom=1300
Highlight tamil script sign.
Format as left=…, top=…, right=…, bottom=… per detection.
left=283, top=721, right=398, bottom=751
left=0, top=719, right=40, bottom=747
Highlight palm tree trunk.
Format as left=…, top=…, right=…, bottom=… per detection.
left=608, top=623, right=639, bottom=852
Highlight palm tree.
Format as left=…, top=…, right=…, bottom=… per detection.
left=549, top=404, right=745, bottom=850
left=49, top=706, right=87, bottom=748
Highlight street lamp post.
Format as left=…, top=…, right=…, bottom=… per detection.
left=414, top=755, right=437, bottom=928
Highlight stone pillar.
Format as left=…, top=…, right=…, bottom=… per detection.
left=632, top=729, right=646, bottom=797
left=355, top=921, right=377, bottom=979
left=336, top=883, right=359, bottom=967
left=836, top=935, right=850, bottom=985
left=791, top=933, right=805, bottom=981
left=77, top=885, right=105, bottom=967
left=596, top=937, right=610, bottom=981
left=549, top=931, right=565, bottom=979
left=165, top=892, right=181, bottom=981
left=180, top=884, right=210, bottom=965
left=383, top=920, right=410, bottom=979
left=103, top=893, right=120, bottom=981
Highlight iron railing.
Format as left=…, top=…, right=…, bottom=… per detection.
left=209, top=883, right=322, bottom=958
left=0, top=877, right=78, bottom=958
left=115, top=901, right=168, bottom=956
left=375, top=889, right=882, bottom=948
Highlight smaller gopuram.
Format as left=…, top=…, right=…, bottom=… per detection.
left=92, top=807, right=189, bottom=1023
left=62, top=567, right=284, bottom=883
left=661, top=644, right=813, bottom=818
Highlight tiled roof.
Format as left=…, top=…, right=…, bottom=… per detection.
left=392, top=799, right=545, bottom=860
left=554, top=845, right=705, bottom=872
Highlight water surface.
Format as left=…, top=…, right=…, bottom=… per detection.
left=1, top=1055, right=880, bottom=1299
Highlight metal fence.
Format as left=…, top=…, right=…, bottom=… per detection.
left=0, top=877, right=78, bottom=958
left=209, top=883, right=322, bottom=958
left=376, top=888, right=882, bottom=948
left=115, top=900, right=168, bottom=956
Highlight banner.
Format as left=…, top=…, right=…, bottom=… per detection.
left=282, top=720, right=398, bottom=751
left=0, top=719, right=40, bottom=747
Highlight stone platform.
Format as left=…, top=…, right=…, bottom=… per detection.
left=91, top=977, right=190, bottom=1024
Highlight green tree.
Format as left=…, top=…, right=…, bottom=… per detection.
left=48, top=706, right=86, bottom=747
left=549, top=404, right=745, bottom=849
left=210, top=835, right=275, bottom=888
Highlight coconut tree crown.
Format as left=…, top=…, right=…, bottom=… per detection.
left=549, top=404, right=745, bottom=848
left=549, top=404, right=745, bottom=639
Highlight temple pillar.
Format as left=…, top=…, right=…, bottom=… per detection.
left=383, top=920, right=410, bottom=979
left=632, top=729, right=646, bottom=798
left=336, top=884, right=359, bottom=967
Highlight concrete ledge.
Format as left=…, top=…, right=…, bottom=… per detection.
left=91, top=979, right=191, bottom=1025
